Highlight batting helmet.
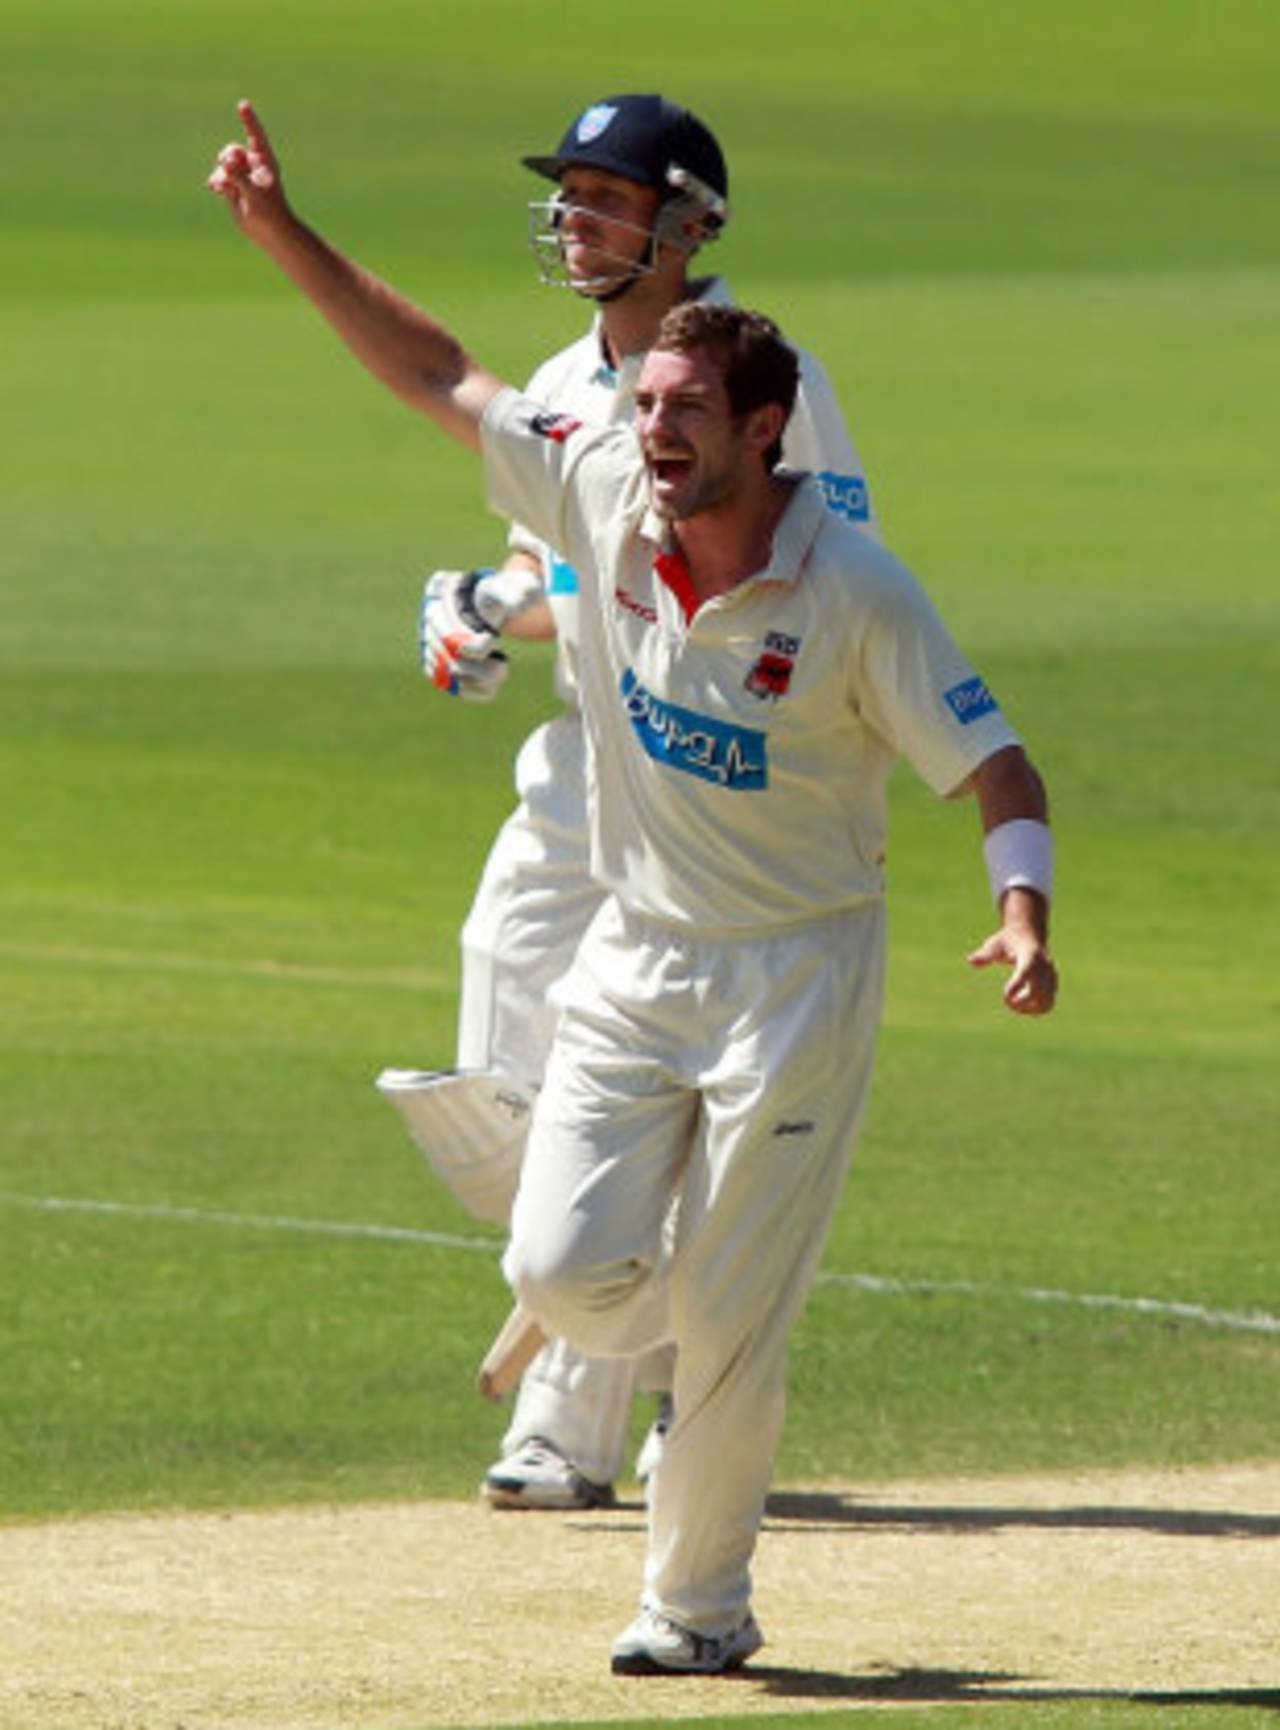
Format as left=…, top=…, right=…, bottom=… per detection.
left=522, top=94, right=729, bottom=234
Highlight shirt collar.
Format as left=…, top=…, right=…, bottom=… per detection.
left=753, top=471, right=829, bottom=586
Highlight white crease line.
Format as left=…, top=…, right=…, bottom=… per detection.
left=4, top=1192, right=1278, bottom=1338
left=0, top=1192, right=499, bottom=1256
left=814, top=1269, right=1280, bottom=1337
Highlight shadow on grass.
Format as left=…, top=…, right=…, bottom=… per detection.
left=736, top=1664, right=1280, bottom=1710
left=762, top=1489, right=1280, bottom=1539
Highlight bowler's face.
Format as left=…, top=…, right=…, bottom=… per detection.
left=634, top=346, right=745, bottom=521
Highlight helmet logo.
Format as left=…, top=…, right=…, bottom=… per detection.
left=575, top=103, right=618, bottom=144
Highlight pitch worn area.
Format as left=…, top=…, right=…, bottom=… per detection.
left=1, top=1464, right=1277, bottom=1728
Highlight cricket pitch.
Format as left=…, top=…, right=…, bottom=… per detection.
left=2, top=1462, right=1277, bottom=1727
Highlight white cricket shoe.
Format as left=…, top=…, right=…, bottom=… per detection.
left=634, top=1393, right=674, bottom=1483
left=483, top=1437, right=616, bottom=1511
left=610, top=1607, right=764, bottom=1675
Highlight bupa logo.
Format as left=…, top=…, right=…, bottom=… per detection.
left=745, top=630, right=801, bottom=701
left=944, top=675, right=999, bottom=725
left=527, top=410, right=583, bottom=444
left=620, top=668, right=768, bottom=790
left=576, top=103, right=618, bottom=144
left=816, top=470, right=870, bottom=523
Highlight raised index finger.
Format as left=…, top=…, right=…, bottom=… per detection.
left=237, top=98, right=276, bottom=164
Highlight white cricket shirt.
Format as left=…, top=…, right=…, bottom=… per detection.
left=482, top=389, right=1018, bottom=932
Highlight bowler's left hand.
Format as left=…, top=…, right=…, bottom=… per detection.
left=968, top=920, right=1058, bottom=1016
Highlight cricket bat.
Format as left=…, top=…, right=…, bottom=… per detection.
left=476, top=1303, right=546, bottom=1401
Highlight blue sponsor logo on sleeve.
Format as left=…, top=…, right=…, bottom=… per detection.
left=816, top=471, right=870, bottom=522
left=944, top=675, right=999, bottom=725
left=547, top=554, right=579, bottom=596
left=620, top=668, right=768, bottom=790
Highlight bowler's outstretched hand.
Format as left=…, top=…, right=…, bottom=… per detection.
left=968, top=910, right=1058, bottom=1016
left=207, top=100, right=287, bottom=239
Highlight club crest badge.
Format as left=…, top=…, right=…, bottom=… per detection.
left=745, top=631, right=800, bottom=701
left=576, top=104, right=618, bottom=144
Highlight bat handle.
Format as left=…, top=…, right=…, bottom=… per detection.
left=476, top=1303, right=547, bottom=1401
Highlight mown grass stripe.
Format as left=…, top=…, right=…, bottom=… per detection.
left=0, top=940, right=453, bottom=994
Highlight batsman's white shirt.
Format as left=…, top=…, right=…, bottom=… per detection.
left=483, top=389, right=1017, bottom=932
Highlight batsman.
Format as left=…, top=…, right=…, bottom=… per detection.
left=209, top=102, right=1058, bottom=1676
left=405, top=91, right=881, bottom=1513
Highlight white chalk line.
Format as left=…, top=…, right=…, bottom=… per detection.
left=3, top=1191, right=1278, bottom=1337
left=814, top=1268, right=1280, bottom=1337
left=0, top=1192, right=498, bottom=1256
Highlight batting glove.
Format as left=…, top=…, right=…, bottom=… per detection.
left=419, top=569, right=509, bottom=701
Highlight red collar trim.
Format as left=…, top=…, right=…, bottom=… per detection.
left=653, top=547, right=699, bottom=625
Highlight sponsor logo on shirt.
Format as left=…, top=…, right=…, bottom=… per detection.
left=816, top=471, right=870, bottom=522
left=527, top=410, right=583, bottom=443
left=547, top=554, right=579, bottom=596
left=620, top=667, right=768, bottom=790
left=575, top=103, right=618, bottom=144
left=614, top=585, right=658, bottom=623
left=745, top=631, right=800, bottom=701
left=773, top=1119, right=816, bottom=1138
left=944, top=675, right=999, bottom=725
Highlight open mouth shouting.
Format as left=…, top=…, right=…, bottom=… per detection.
left=645, top=449, right=697, bottom=509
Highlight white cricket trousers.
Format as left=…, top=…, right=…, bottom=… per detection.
left=458, top=712, right=603, bottom=1090
left=458, top=711, right=640, bottom=1485
left=505, top=895, right=886, bottom=1632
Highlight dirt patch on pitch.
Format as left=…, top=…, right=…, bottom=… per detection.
left=2, top=1463, right=1277, bottom=1728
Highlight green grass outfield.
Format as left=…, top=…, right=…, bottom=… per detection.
left=3, top=1, right=1279, bottom=1725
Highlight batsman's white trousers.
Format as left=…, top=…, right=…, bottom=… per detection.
left=459, top=712, right=603, bottom=1089
left=505, top=895, right=886, bottom=1631
left=457, top=711, right=641, bottom=1485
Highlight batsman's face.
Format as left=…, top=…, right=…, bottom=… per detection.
left=555, top=167, right=661, bottom=292
left=634, top=347, right=752, bottom=522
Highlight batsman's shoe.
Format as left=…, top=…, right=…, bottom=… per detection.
left=610, top=1608, right=763, bottom=1676
left=483, top=1437, right=616, bottom=1511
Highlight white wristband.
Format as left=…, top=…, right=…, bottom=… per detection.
left=983, top=819, right=1053, bottom=905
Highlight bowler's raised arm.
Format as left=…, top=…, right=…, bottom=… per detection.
left=207, top=101, right=504, bottom=447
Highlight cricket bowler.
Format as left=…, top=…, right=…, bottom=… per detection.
left=209, top=102, right=1057, bottom=1675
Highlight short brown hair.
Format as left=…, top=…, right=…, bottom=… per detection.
left=653, top=303, right=799, bottom=469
